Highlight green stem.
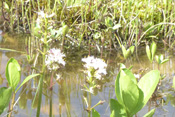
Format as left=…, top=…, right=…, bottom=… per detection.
left=36, top=44, right=47, bottom=117
left=36, top=73, right=44, bottom=117
left=89, top=100, right=104, bottom=111
left=49, top=90, right=53, bottom=117
left=8, top=93, right=15, bottom=117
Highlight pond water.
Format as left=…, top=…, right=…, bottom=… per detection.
left=0, top=34, right=175, bottom=117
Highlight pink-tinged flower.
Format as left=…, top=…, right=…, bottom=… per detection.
left=45, top=48, right=66, bottom=71
left=82, top=56, right=107, bottom=80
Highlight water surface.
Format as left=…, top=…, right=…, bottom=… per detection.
left=0, top=34, right=175, bottom=117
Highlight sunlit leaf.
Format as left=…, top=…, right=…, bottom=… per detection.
left=0, top=87, right=12, bottom=115
left=119, top=70, right=143, bottom=116
left=143, top=108, right=155, bottom=117
left=92, top=109, right=100, bottom=117
left=5, top=58, right=21, bottom=91
left=129, top=46, right=135, bottom=54
left=122, top=68, right=137, bottom=84
left=146, top=45, right=151, bottom=62
left=15, top=74, right=40, bottom=93
left=159, top=54, right=164, bottom=61
left=121, top=45, right=131, bottom=59
left=138, top=70, right=160, bottom=109
left=155, top=55, right=160, bottom=64
left=151, top=41, right=156, bottom=61
left=160, top=59, right=169, bottom=64
left=112, top=24, right=121, bottom=30
left=110, top=99, right=127, bottom=117
left=119, top=63, right=126, bottom=69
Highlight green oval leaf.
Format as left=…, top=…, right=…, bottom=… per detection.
left=5, top=58, right=21, bottom=91
left=151, top=41, right=157, bottom=61
left=146, top=45, right=151, bottom=62
left=0, top=87, right=12, bottom=115
left=121, top=45, right=127, bottom=59
left=119, top=71, right=143, bottom=116
left=138, top=70, right=160, bottom=108
left=115, top=69, right=137, bottom=106
left=129, top=46, right=135, bottom=54
left=155, top=55, right=160, bottom=64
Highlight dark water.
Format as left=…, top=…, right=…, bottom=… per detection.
left=0, top=34, right=175, bottom=117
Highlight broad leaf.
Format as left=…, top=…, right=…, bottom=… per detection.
left=0, top=87, right=13, bottom=115
left=119, top=63, right=126, bottom=70
left=110, top=99, right=127, bottom=117
left=138, top=70, right=160, bottom=108
left=144, top=108, right=155, bottom=117
left=115, top=69, right=137, bottom=106
left=122, top=68, right=137, bottom=84
left=129, top=46, right=135, bottom=54
left=15, top=74, right=40, bottom=93
left=119, top=71, right=143, bottom=116
left=92, top=109, right=100, bottom=117
left=125, top=49, right=131, bottom=59
left=5, top=58, right=21, bottom=91
left=146, top=45, right=151, bottom=62
left=121, top=45, right=127, bottom=59
left=151, top=41, right=156, bottom=61
left=155, top=55, right=160, bottom=64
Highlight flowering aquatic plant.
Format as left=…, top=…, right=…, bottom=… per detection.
left=82, top=56, right=107, bottom=80
left=45, top=48, right=66, bottom=71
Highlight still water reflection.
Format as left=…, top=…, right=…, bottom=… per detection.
left=0, top=34, right=175, bottom=117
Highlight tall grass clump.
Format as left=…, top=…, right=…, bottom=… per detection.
left=1, top=0, right=175, bottom=49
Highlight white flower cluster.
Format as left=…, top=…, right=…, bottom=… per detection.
left=82, top=56, right=107, bottom=80
left=37, top=10, right=55, bottom=18
left=45, top=48, right=66, bottom=71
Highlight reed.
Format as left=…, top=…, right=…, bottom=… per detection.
left=1, top=0, right=175, bottom=49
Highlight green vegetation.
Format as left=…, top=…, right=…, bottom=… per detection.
left=110, top=68, right=160, bottom=117
left=0, top=0, right=175, bottom=116
left=1, top=0, right=175, bottom=49
left=0, top=58, right=39, bottom=116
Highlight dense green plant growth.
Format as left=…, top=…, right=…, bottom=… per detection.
left=0, top=0, right=175, bottom=49
left=110, top=68, right=160, bottom=117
